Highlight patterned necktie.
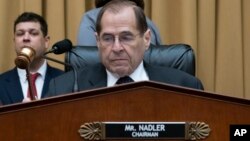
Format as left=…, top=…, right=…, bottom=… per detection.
left=116, top=76, right=134, bottom=85
left=27, top=73, right=39, bottom=100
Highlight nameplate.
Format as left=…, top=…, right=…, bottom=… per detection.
left=79, top=122, right=211, bottom=140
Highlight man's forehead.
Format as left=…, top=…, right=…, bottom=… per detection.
left=101, top=7, right=136, bottom=26
left=101, top=30, right=134, bottom=36
left=99, top=23, right=138, bottom=36
left=15, top=22, right=41, bottom=30
left=16, top=21, right=40, bottom=27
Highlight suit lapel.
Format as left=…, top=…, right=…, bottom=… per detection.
left=144, top=62, right=163, bottom=81
left=41, top=65, right=64, bottom=98
left=144, top=62, right=154, bottom=80
left=41, top=66, right=51, bottom=98
left=78, top=64, right=107, bottom=90
left=4, top=69, right=24, bottom=103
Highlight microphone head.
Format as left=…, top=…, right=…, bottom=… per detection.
left=15, top=46, right=36, bottom=69
left=52, top=39, right=72, bottom=54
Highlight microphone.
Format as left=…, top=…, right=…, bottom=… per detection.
left=44, top=39, right=73, bottom=55
left=15, top=46, right=36, bottom=69
left=43, top=39, right=79, bottom=92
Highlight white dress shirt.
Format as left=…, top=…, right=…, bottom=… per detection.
left=106, top=62, right=149, bottom=87
left=17, top=61, right=47, bottom=99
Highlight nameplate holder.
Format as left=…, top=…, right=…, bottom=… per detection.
left=79, top=122, right=211, bottom=140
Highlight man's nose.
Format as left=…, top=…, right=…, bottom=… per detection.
left=112, top=37, right=123, bottom=51
left=23, top=33, right=31, bottom=42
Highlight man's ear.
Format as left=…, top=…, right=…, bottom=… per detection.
left=95, top=32, right=100, bottom=48
left=44, top=35, right=50, bottom=50
left=143, top=29, right=151, bottom=50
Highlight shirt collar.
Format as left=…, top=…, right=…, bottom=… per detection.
left=106, top=61, right=149, bottom=86
left=17, top=60, right=47, bottom=83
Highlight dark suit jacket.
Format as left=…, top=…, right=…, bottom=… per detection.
left=0, top=66, right=64, bottom=105
left=47, top=63, right=203, bottom=96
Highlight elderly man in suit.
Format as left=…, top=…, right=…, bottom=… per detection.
left=47, top=0, right=203, bottom=96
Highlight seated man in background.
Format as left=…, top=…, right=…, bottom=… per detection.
left=77, top=0, right=161, bottom=46
left=0, top=12, right=64, bottom=105
left=47, top=0, right=203, bottom=96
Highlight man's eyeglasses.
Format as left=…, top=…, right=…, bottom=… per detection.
left=99, top=32, right=142, bottom=47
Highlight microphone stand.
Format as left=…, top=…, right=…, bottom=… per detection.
left=43, top=55, right=79, bottom=92
left=43, top=55, right=71, bottom=67
left=26, top=67, right=36, bottom=100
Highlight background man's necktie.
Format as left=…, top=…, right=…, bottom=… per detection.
left=27, top=73, right=39, bottom=100
left=116, top=76, right=134, bottom=84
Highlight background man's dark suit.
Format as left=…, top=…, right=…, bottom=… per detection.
left=47, top=63, right=203, bottom=96
left=0, top=66, right=63, bottom=105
